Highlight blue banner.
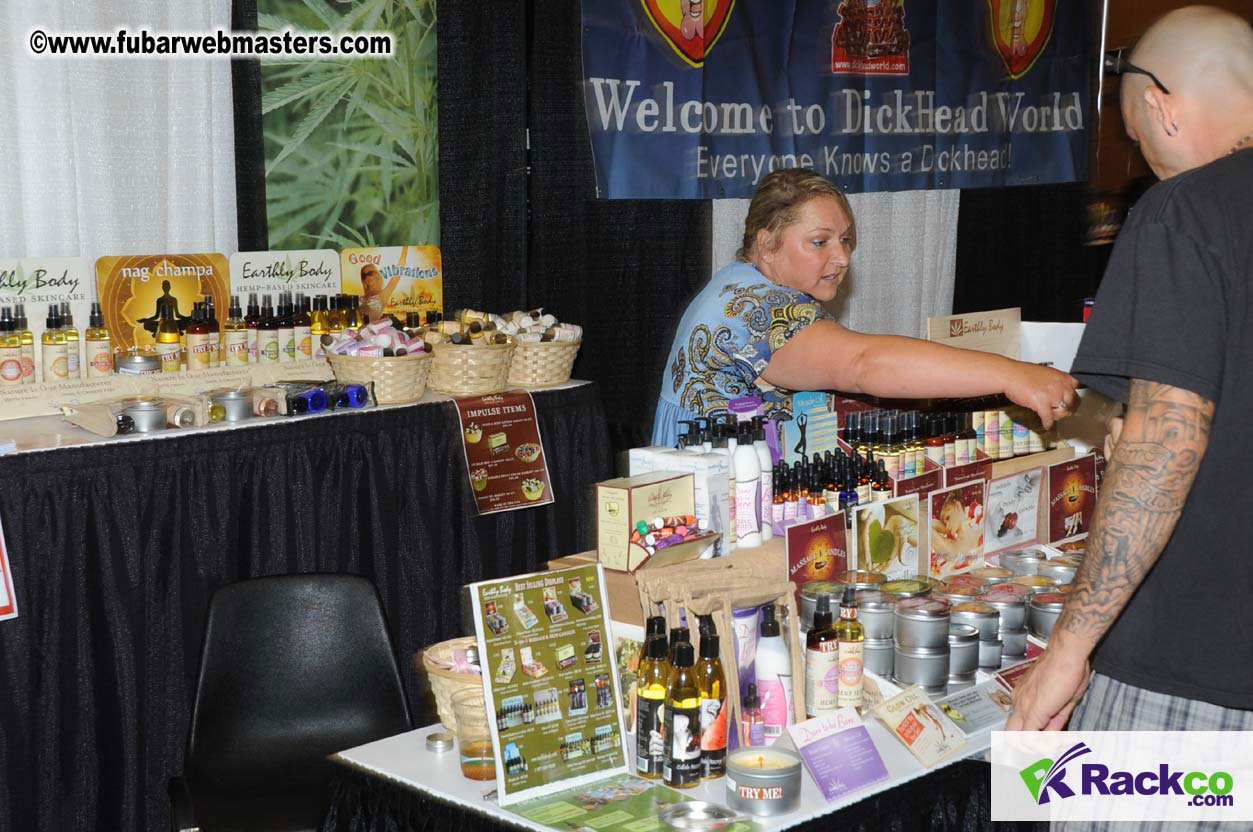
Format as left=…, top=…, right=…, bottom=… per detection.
left=581, top=1, right=1090, bottom=198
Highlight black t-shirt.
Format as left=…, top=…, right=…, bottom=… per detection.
left=1071, top=148, right=1253, bottom=710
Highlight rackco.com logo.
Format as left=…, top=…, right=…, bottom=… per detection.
left=1021, top=742, right=1235, bottom=808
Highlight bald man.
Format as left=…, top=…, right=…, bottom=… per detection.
left=1009, top=6, right=1253, bottom=744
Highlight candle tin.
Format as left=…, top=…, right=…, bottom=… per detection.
left=947, top=671, right=976, bottom=692
left=658, top=801, right=740, bottom=831
left=907, top=574, right=946, bottom=591
left=863, top=637, right=894, bottom=677
left=1000, top=550, right=1044, bottom=576
left=946, top=574, right=985, bottom=589
left=798, top=581, right=844, bottom=631
left=990, top=582, right=1033, bottom=598
left=879, top=579, right=931, bottom=601
left=893, top=597, right=951, bottom=648
left=853, top=591, right=896, bottom=640
left=1028, top=593, right=1068, bottom=639
left=969, top=566, right=1013, bottom=585
left=977, top=593, right=1027, bottom=629
left=950, top=601, right=1001, bottom=641
left=1010, top=574, right=1060, bottom=595
left=115, top=352, right=161, bottom=375
left=725, top=747, right=803, bottom=817
left=893, top=644, right=949, bottom=694
left=123, top=400, right=166, bottom=433
left=425, top=731, right=455, bottom=753
left=999, top=626, right=1028, bottom=657
left=211, top=390, right=252, bottom=422
left=947, top=623, right=979, bottom=676
left=835, top=570, right=886, bottom=591
left=1054, top=554, right=1084, bottom=568
left=1038, top=562, right=1077, bottom=585
left=979, top=638, right=1003, bottom=668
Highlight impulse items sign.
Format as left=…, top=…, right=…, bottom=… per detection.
left=581, top=1, right=1088, bottom=198
left=455, top=391, right=554, bottom=514
left=470, top=564, right=629, bottom=805
left=0, top=512, right=17, bottom=622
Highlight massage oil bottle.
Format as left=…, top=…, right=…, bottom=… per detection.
left=663, top=639, right=701, bottom=789
left=635, top=633, right=669, bottom=780
left=696, top=624, right=727, bottom=779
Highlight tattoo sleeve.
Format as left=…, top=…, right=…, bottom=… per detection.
left=1056, top=379, right=1214, bottom=644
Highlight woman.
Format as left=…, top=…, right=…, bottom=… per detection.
left=652, top=168, right=1078, bottom=445
left=360, top=263, right=401, bottom=325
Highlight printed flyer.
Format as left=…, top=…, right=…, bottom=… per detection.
left=1048, top=455, right=1097, bottom=544
left=785, top=514, right=847, bottom=605
left=786, top=708, right=889, bottom=801
left=511, top=772, right=752, bottom=831
left=927, top=480, right=986, bottom=578
left=936, top=683, right=1014, bottom=737
left=339, top=245, right=442, bottom=324
left=95, top=253, right=230, bottom=352
left=471, top=564, right=628, bottom=805
left=228, top=249, right=341, bottom=299
left=985, top=468, right=1043, bottom=554
left=874, top=685, right=967, bottom=768
left=853, top=494, right=920, bottom=579
left=455, top=391, right=554, bottom=514
left=0, top=513, right=17, bottom=622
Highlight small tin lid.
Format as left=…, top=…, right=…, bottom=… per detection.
left=946, top=574, right=985, bottom=588
left=978, top=592, right=1026, bottom=608
left=1030, top=592, right=1068, bottom=609
left=906, top=574, right=946, bottom=591
left=895, top=596, right=951, bottom=619
left=940, top=583, right=981, bottom=597
left=658, top=801, right=740, bottom=831
left=425, top=731, right=455, bottom=753
left=1038, top=563, right=1077, bottom=580
left=116, top=353, right=161, bottom=369
left=853, top=590, right=895, bottom=611
left=948, top=623, right=979, bottom=644
left=1011, top=574, right=1059, bottom=588
left=800, top=580, right=844, bottom=601
left=124, top=399, right=163, bottom=411
left=952, top=601, right=998, bottom=616
left=1056, top=583, right=1075, bottom=594
left=991, top=583, right=1033, bottom=598
left=894, top=643, right=949, bottom=657
left=880, top=579, right=931, bottom=599
left=863, top=636, right=895, bottom=648
left=210, top=389, right=249, bottom=402
left=970, top=566, right=1012, bottom=580
left=835, top=569, right=886, bottom=589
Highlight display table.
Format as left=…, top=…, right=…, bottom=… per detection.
left=0, top=381, right=611, bottom=832
left=324, top=725, right=1020, bottom=832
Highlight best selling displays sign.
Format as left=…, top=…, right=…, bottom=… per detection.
left=581, top=0, right=1089, bottom=198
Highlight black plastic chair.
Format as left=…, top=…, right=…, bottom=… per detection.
left=170, top=574, right=413, bottom=832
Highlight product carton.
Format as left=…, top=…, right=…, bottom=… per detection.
left=628, top=446, right=730, bottom=557
left=595, top=471, right=696, bottom=572
left=547, top=552, right=643, bottom=627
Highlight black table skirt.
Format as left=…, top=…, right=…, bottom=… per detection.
left=321, top=761, right=1046, bottom=832
left=0, top=383, right=610, bottom=832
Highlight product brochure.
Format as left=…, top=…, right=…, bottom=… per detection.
left=985, top=467, right=1044, bottom=554
left=512, top=773, right=752, bottom=831
left=455, top=391, right=554, bottom=514
left=0, top=513, right=17, bottom=622
left=785, top=514, right=847, bottom=607
left=873, top=685, right=967, bottom=768
left=993, top=656, right=1040, bottom=692
left=935, top=682, right=1014, bottom=737
left=1048, top=455, right=1097, bottom=545
left=926, top=480, right=987, bottom=578
left=471, top=564, right=628, bottom=805
left=786, top=708, right=889, bottom=801
left=853, top=494, right=920, bottom=580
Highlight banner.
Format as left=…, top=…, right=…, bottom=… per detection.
left=581, top=1, right=1089, bottom=198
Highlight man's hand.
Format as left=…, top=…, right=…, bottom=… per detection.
left=1006, top=645, right=1091, bottom=732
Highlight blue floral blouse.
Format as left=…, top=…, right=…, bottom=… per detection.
left=651, top=261, right=832, bottom=446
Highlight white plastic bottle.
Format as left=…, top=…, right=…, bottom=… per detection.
left=754, top=604, right=793, bottom=740
left=710, top=425, right=736, bottom=553
left=753, top=417, right=773, bottom=541
left=733, top=421, right=763, bottom=548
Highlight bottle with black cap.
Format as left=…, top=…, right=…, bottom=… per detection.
left=635, top=626, right=669, bottom=779
left=835, top=586, right=864, bottom=709
left=741, top=682, right=764, bottom=747
left=696, top=617, right=727, bottom=778
left=806, top=594, right=840, bottom=717
left=663, top=634, right=701, bottom=788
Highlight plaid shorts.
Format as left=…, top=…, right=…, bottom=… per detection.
left=1051, top=673, right=1253, bottom=832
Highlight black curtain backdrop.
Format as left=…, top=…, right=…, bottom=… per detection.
left=0, top=387, right=609, bottom=832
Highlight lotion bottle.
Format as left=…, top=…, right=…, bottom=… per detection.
left=754, top=604, right=793, bottom=740
left=60, top=302, right=80, bottom=378
left=753, top=417, right=774, bottom=541
left=85, top=302, right=112, bottom=377
left=711, top=425, right=736, bottom=552
left=42, top=305, right=68, bottom=381
left=14, top=304, right=34, bottom=384
left=805, top=594, right=840, bottom=717
left=733, top=420, right=762, bottom=548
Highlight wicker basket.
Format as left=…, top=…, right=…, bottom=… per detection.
left=419, top=636, right=482, bottom=733
left=427, top=342, right=515, bottom=397
left=507, top=340, right=581, bottom=387
left=327, top=351, right=431, bottom=405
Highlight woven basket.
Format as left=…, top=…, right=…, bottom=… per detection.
left=427, top=342, right=515, bottom=397
left=507, top=340, right=581, bottom=387
left=327, top=351, right=431, bottom=405
left=419, top=636, right=482, bottom=733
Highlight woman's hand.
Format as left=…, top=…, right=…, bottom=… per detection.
left=1002, top=362, right=1079, bottom=429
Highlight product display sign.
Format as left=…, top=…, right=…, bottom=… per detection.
left=786, top=514, right=847, bottom=605
left=339, top=245, right=442, bottom=324
left=455, top=391, right=554, bottom=514
left=893, top=468, right=942, bottom=501
left=926, top=308, right=1021, bottom=359
left=0, top=513, right=17, bottom=622
left=510, top=772, right=753, bottom=831
left=95, top=253, right=230, bottom=352
left=935, top=682, right=1013, bottom=737
left=853, top=495, right=920, bottom=579
left=470, top=564, right=629, bottom=805
left=581, top=4, right=1088, bottom=198
left=874, top=685, right=966, bottom=768
left=1047, top=454, right=1096, bottom=545
left=985, top=467, right=1043, bottom=554
left=1, top=257, right=93, bottom=384
left=779, top=392, right=839, bottom=466
left=787, top=708, right=888, bottom=801
left=228, top=249, right=341, bottom=300
left=944, top=458, right=992, bottom=489
left=926, top=481, right=986, bottom=578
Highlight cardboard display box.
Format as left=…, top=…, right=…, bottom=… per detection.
left=595, top=471, right=696, bottom=572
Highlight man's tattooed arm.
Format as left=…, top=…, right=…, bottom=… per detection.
left=1056, top=379, right=1214, bottom=644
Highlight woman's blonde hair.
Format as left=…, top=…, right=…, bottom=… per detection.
left=736, top=168, right=857, bottom=262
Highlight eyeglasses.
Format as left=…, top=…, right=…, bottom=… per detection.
left=1104, top=49, right=1171, bottom=95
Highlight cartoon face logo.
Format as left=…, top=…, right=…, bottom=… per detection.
left=640, top=0, right=735, bottom=68
left=987, top=0, right=1056, bottom=79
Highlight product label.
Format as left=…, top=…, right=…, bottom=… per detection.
left=760, top=470, right=773, bottom=529
left=955, top=439, right=971, bottom=467
left=727, top=476, right=736, bottom=541
left=805, top=642, right=840, bottom=717
left=758, top=676, right=792, bottom=739
left=699, top=696, right=727, bottom=777
left=783, top=500, right=797, bottom=523
left=20, top=348, right=34, bottom=383
left=636, top=696, right=665, bottom=776
left=0, top=354, right=20, bottom=383
left=281, top=329, right=296, bottom=362
left=772, top=502, right=784, bottom=530
left=836, top=642, right=864, bottom=709
left=41, top=343, right=68, bottom=381
left=156, top=341, right=181, bottom=372
left=258, top=332, right=280, bottom=364
left=856, top=484, right=870, bottom=505
left=924, top=446, right=945, bottom=467
left=65, top=344, right=79, bottom=376
left=187, top=333, right=213, bottom=369
left=985, top=414, right=1000, bottom=454
left=247, top=328, right=259, bottom=362
left=87, top=344, right=112, bottom=376
left=663, top=703, right=702, bottom=788
left=944, top=441, right=956, bottom=468
left=225, top=331, right=249, bottom=365
left=735, top=479, right=761, bottom=539
left=294, top=326, right=312, bottom=358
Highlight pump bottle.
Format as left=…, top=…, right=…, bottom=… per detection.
left=754, top=604, right=793, bottom=740
left=752, top=417, right=774, bottom=541
left=733, top=420, right=762, bottom=547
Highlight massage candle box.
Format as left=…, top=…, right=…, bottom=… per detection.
left=595, top=472, right=695, bottom=572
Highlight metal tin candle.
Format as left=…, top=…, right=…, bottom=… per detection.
left=879, top=578, right=931, bottom=601
left=1028, top=592, right=1068, bottom=639
left=950, top=601, right=1000, bottom=640
left=893, top=644, right=949, bottom=694
left=852, top=590, right=896, bottom=640
left=725, top=747, right=802, bottom=817
left=977, top=592, right=1027, bottom=629
left=835, top=570, right=886, bottom=591
left=947, top=623, right=979, bottom=676
left=893, top=596, right=951, bottom=648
